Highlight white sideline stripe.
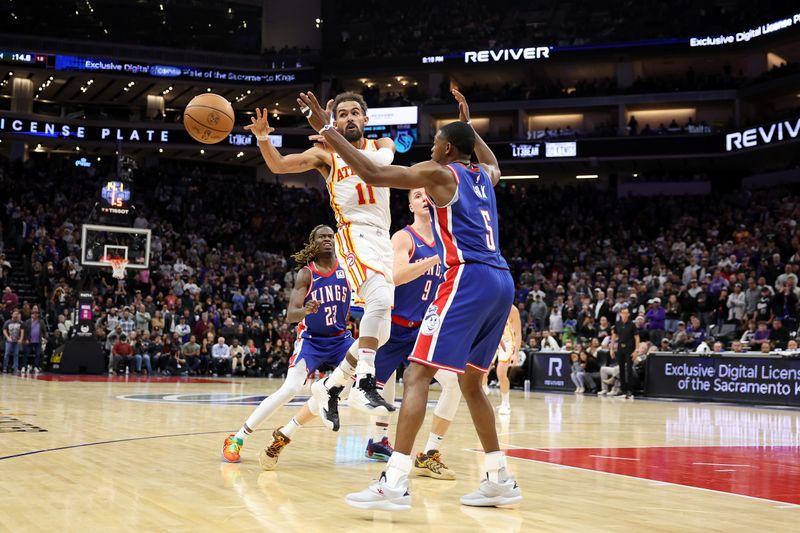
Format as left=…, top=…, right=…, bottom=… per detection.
left=589, top=455, right=640, bottom=461
left=693, top=462, right=753, bottom=467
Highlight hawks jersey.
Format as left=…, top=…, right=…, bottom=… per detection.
left=326, top=138, right=392, bottom=231
left=297, top=262, right=351, bottom=338
left=427, top=162, right=509, bottom=270
left=393, top=226, right=442, bottom=323
left=496, top=318, right=515, bottom=356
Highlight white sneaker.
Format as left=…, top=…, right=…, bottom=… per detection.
left=34, top=367, right=41, bottom=374
left=497, top=404, right=511, bottom=416
left=460, top=469, right=522, bottom=507
left=347, top=375, right=394, bottom=416
left=310, top=378, right=344, bottom=431
left=578, top=386, right=585, bottom=393
left=345, top=473, right=411, bottom=511
left=597, top=390, right=607, bottom=396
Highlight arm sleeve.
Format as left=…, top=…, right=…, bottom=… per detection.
left=360, top=147, right=395, bottom=167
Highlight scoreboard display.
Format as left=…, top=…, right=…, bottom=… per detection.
left=99, top=180, right=134, bottom=224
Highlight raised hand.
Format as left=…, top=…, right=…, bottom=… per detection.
left=297, top=92, right=329, bottom=132
left=307, top=99, right=335, bottom=147
left=451, top=88, right=471, bottom=123
left=243, top=108, right=275, bottom=137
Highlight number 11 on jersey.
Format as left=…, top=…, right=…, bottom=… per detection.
left=355, top=183, right=376, bottom=205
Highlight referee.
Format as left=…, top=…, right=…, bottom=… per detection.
left=611, top=306, right=640, bottom=399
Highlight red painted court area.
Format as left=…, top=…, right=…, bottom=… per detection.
left=18, top=374, right=229, bottom=384
left=507, top=446, right=800, bottom=505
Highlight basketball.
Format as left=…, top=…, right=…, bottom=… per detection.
left=183, top=93, right=235, bottom=144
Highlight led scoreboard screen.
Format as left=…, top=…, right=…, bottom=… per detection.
left=100, top=180, right=133, bottom=219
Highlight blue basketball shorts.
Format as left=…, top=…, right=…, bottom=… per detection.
left=409, top=263, right=514, bottom=373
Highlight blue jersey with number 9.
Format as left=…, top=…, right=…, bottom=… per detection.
left=393, top=226, right=442, bottom=323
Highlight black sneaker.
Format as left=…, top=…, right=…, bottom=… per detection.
left=348, top=374, right=396, bottom=415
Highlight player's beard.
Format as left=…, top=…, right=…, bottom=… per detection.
left=342, top=124, right=363, bottom=142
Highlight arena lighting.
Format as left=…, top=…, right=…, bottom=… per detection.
left=576, top=174, right=599, bottom=179
left=502, top=175, right=540, bottom=180
left=629, top=108, right=695, bottom=116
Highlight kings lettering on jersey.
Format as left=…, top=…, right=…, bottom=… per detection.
left=309, top=282, right=349, bottom=306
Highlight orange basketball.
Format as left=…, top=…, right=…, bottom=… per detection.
left=183, top=93, right=235, bottom=144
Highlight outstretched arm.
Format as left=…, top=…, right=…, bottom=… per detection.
left=246, top=107, right=330, bottom=174
left=451, top=89, right=501, bottom=186
left=297, top=92, right=453, bottom=199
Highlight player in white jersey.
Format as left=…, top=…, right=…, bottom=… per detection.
left=492, top=305, right=521, bottom=415
left=246, top=92, right=396, bottom=422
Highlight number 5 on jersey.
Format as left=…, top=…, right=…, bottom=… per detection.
left=480, top=209, right=496, bottom=251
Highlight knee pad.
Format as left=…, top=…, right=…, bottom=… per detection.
left=433, top=370, right=462, bottom=421
left=279, top=362, right=307, bottom=399
left=359, top=274, right=393, bottom=341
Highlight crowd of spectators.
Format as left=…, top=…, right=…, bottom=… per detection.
left=496, top=183, right=800, bottom=393
left=0, top=157, right=336, bottom=376
left=2, top=156, right=800, bottom=394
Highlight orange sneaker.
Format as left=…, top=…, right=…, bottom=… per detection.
left=221, top=433, right=244, bottom=463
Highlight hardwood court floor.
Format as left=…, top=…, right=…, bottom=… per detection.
left=0, top=373, right=798, bottom=532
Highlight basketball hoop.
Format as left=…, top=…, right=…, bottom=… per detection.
left=102, top=256, right=129, bottom=279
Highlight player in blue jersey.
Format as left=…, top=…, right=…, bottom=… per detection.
left=299, top=89, right=522, bottom=510
left=364, top=188, right=462, bottom=481
left=222, top=225, right=360, bottom=467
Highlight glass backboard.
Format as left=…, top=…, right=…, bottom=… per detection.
left=80, top=224, right=151, bottom=269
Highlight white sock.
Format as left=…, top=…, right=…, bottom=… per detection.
left=501, top=392, right=510, bottom=407
left=355, top=348, right=376, bottom=381
left=371, top=416, right=390, bottom=441
left=385, top=452, right=412, bottom=488
left=424, top=432, right=444, bottom=453
left=485, top=451, right=507, bottom=483
left=234, top=423, right=253, bottom=442
left=328, top=358, right=355, bottom=388
left=281, top=417, right=301, bottom=437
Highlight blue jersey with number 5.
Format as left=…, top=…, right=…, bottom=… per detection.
left=426, top=162, right=509, bottom=270
left=393, top=226, right=442, bottom=323
left=298, top=262, right=351, bottom=338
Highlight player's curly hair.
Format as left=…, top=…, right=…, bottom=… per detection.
left=291, top=224, right=331, bottom=266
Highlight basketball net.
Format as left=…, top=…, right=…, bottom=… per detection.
left=102, top=256, right=129, bottom=279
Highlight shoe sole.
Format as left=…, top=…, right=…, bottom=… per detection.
left=460, top=494, right=523, bottom=507
left=347, top=401, right=390, bottom=416
left=414, top=467, right=456, bottom=480
left=345, top=497, right=411, bottom=511
left=220, top=451, right=241, bottom=463
left=365, top=451, right=391, bottom=462
left=259, top=452, right=278, bottom=471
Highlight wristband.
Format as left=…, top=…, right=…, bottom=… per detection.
left=255, top=133, right=270, bottom=142
left=466, top=120, right=473, bottom=125
left=318, top=124, right=334, bottom=134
